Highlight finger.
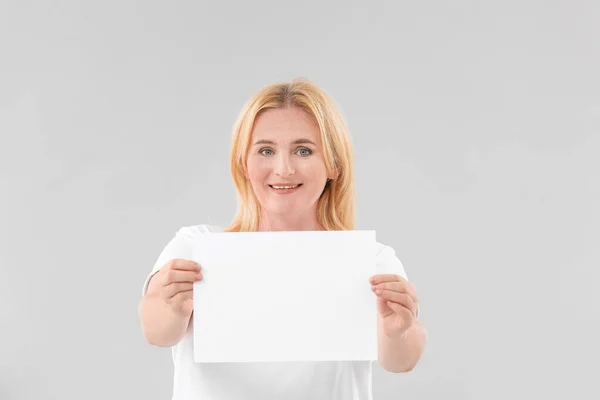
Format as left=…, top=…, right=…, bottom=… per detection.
left=170, top=289, right=193, bottom=304
left=369, top=274, right=402, bottom=285
left=164, top=269, right=202, bottom=285
left=386, top=301, right=412, bottom=318
left=167, top=259, right=202, bottom=272
left=373, top=281, right=418, bottom=304
left=163, top=282, right=194, bottom=299
left=375, top=289, right=417, bottom=316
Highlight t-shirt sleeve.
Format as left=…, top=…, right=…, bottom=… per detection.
left=376, top=244, right=420, bottom=318
left=141, top=226, right=195, bottom=296
left=376, top=244, right=408, bottom=280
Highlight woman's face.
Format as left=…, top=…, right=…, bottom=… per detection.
left=246, top=107, right=332, bottom=218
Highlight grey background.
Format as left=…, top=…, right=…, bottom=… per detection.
left=1, top=0, right=598, bottom=399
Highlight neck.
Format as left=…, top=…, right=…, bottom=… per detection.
left=258, top=209, right=322, bottom=232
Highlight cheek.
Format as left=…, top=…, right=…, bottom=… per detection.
left=246, top=161, right=269, bottom=185
left=301, top=162, right=328, bottom=182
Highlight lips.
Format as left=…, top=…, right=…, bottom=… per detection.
left=269, top=183, right=303, bottom=189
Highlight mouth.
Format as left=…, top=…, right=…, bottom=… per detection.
left=268, top=183, right=303, bottom=193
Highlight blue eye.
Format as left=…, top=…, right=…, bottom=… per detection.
left=297, top=148, right=312, bottom=156
left=259, top=148, right=274, bottom=156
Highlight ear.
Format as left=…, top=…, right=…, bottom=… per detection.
left=328, top=168, right=339, bottom=180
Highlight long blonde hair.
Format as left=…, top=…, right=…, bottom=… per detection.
left=225, top=78, right=355, bottom=232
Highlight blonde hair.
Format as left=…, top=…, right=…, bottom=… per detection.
left=225, top=78, right=355, bottom=232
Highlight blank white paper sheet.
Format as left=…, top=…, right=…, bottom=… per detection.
left=190, top=229, right=378, bottom=363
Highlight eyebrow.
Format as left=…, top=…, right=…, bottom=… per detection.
left=252, top=138, right=317, bottom=146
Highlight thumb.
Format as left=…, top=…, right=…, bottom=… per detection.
left=376, top=296, right=393, bottom=317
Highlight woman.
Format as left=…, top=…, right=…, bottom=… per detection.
left=138, top=78, right=427, bottom=400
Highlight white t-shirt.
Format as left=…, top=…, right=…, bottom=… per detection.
left=142, top=224, right=411, bottom=400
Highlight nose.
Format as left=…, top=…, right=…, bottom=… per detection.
left=274, top=153, right=295, bottom=177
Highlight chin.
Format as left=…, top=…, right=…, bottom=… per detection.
left=262, top=199, right=306, bottom=216
left=266, top=205, right=300, bottom=216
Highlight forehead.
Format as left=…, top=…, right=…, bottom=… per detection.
left=251, top=107, right=321, bottom=142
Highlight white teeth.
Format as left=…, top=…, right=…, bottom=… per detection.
left=272, top=185, right=299, bottom=189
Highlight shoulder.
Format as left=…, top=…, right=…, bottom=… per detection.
left=375, top=241, right=400, bottom=263
left=175, top=224, right=225, bottom=237
left=155, top=224, right=223, bottom=261
left=142, top=224, right=224, bottom=295
left=375, top=241, right=408, bottom=280
left=151, top=223, right=223, bottom=266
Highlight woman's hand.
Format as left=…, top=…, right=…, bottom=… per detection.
left=147, top=259, right=203, bottom=317
left=370, top=274, right=419, bottom=338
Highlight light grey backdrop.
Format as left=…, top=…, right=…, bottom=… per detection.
left=1, top=1, right=598, bottom=399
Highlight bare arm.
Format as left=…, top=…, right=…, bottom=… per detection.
left=378, top=317, right=427, bottom=372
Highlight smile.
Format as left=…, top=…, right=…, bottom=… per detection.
left=270, top=184, right=301, bottom=189
left=268, top=183, right=303, bottom=192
